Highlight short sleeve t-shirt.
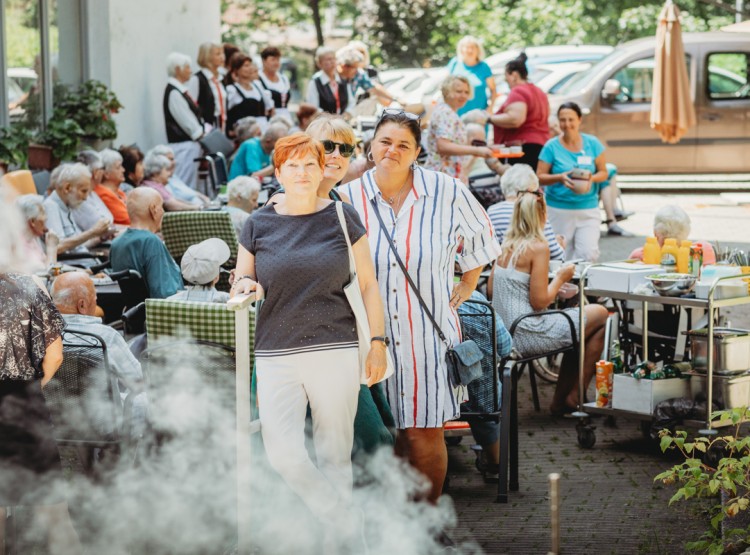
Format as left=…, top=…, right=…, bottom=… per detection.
left=110, top=228, right=184, bottom=299
left=239, top=201, right=366, bottom=356
left=492, top=83, right=549, bottom=146
left=539, top=134, right=606, bottom=210
left=447, top=57, right=493, bottom=115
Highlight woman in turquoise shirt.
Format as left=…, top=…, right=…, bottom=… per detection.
left=446, top=36, right=496, bottom=116
left=537, top=102, right=610, bottom=262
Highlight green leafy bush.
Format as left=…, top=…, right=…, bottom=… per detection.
left=656, top=407, right=750, bottom=554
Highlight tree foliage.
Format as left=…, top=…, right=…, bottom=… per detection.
left=222, top=0, right=740, bottom=68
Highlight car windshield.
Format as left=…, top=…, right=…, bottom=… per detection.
left=554, top=50, right=622, bottom=95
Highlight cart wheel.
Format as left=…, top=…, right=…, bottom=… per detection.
left=445, top=436, right=462, bottom=447
left=577, top=426, right=596, bottom=449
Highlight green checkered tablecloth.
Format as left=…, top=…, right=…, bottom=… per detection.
left=145, top=299, right=255, bottom=359
left=161, top=211, right=239, bottom=261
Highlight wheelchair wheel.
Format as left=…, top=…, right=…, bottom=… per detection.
left=576, top=424, right=596, bottom=449
left=531, top=354, right=562, bottom=383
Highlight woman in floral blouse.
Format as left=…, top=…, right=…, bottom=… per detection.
left=0, top=197, right=81, bottom=553
left=423, top=75, right=494, bottom=182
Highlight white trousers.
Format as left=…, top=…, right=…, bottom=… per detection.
left=169, top=141, right=202, bottom=190
left=256, top=348, right=360, bottom=518
left=547, top=206, right=601, bottom=262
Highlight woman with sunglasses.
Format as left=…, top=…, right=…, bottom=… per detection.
left=424, top=75, right=494, bottom=182
left=489, top=190, right=608, bottom=415
left=340, top=109, right=501, bottom=509
left=269, top=115, right=357, bottom=203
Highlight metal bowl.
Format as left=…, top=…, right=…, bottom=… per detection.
left=646, top=273, right=697, bottom=297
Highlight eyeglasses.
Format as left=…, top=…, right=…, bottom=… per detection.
left=470, top=139, right=487, bottom=147
left=380, top=108, right=421, bottom=121
left=321, top=140, right=356, bottom=158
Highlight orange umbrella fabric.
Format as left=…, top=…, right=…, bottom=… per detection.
left=649, top=0, right=696, bottom=144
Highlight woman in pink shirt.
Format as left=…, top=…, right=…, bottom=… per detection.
left=488, top=53, right=549, bottom=171
left=140, top=153, right=198, bottom=211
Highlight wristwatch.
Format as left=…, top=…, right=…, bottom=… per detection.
left=371, top=336, right=390, bottom=346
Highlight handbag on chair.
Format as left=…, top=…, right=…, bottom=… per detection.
left=368, top=199, right=483, bottom=386
left=199, top=129, right=235, bottom=157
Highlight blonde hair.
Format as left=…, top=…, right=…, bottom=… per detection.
left=501, top=192, right=547, bottom=268
left=306, top=113, right=357, bottom=145
left=347, top=40, right=370, bottom=65
left=456, top=35, right=485, bottom=62
left=197, top=42, right=221, bottom=69
left=441, top=75, right=473, bottom=102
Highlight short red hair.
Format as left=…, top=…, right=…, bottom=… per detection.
left=273, top=132, right=325, bottom=170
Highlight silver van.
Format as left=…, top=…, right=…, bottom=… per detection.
left=548, top=31, right=750, bottom=173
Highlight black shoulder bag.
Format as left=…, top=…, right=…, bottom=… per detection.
left=368, top=198, right=483, bottom=386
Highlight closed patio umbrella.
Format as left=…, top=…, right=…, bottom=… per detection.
left=649, top=0, right=696, bottom=144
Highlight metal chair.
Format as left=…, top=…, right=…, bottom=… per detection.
left=43, top=329, right=137, bottom=475
left=454, top=298, right=514, bottom=503
left=160, top=210, right=238, bottom=292
left=505, top=309, right=580, bottom=413
left=108, top=269, right=149, bottom=334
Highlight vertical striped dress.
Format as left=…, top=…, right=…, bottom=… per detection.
left=340, top=167, right=501, bottom=428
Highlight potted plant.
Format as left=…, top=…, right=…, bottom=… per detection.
left=656, top=407, right=750, bottom=554
left=24, top=79, right=122, bottom=169
left=0, top=125, right=32, bottom=170
left=55, top=80, right=122, bottom=149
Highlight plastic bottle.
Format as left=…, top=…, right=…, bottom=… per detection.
left=660, top=238, right=678, bottom=272
left=609, top=338, right=624, bottom=373
left=643, top=237, right=661, bottom=265
left=677, top=240, right=692, bottom=274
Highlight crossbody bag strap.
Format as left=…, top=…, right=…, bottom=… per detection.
left=368, top=198, right=448, bottom=344
left=335, top=202, right=356, bottom=278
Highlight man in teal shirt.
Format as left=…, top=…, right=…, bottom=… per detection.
left=228, top=123, right=287, bottom=179
left=110, top=187, right=183, bottom=299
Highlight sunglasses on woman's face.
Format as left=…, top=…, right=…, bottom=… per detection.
left=321, top=140, right=356, bottom=158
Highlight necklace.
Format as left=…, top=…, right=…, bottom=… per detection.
left=383, top=173, right=411, bottom=206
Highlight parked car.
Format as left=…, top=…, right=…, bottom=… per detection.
left=548, top=31, right=750, bottom=173
left=7, top=67, right=38, bottom=121
left=531, top=62, right=593, bottom=94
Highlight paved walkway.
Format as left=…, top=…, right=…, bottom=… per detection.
left=449, top=193, right=750, bottom=554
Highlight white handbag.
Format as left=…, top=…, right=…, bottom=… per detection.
left=335, top=202, right=394, bottom=385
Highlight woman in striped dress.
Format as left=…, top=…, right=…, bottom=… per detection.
left=340, top=110, right=501, bottom=505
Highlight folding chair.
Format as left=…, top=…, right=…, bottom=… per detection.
left=43, top=329, right=137, bottom=475
left=454, top=298, right=514, bottom=503
left=32, top=169, right=51, bottom=196
left=160, top=210, right=238, bottom=292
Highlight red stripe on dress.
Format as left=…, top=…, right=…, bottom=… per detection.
left=403, top=205, right=419, bottom=424
left=360, top=186, right=370, bottom=235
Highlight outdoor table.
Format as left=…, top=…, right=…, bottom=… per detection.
left=572, top=262, right=750, bottom=447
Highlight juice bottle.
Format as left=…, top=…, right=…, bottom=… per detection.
left=643, top=237, right=661, bottom=265
left=660, top=238, right=678, bottom=272
left=677, top=240, right=692, bottom=274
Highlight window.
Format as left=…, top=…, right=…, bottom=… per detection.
left=610, top=56, right=691, bottom=105
left=707, top=53, right=750, bottom=100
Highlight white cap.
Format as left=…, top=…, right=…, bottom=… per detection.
left=180, top=238, right=231, bottom=285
